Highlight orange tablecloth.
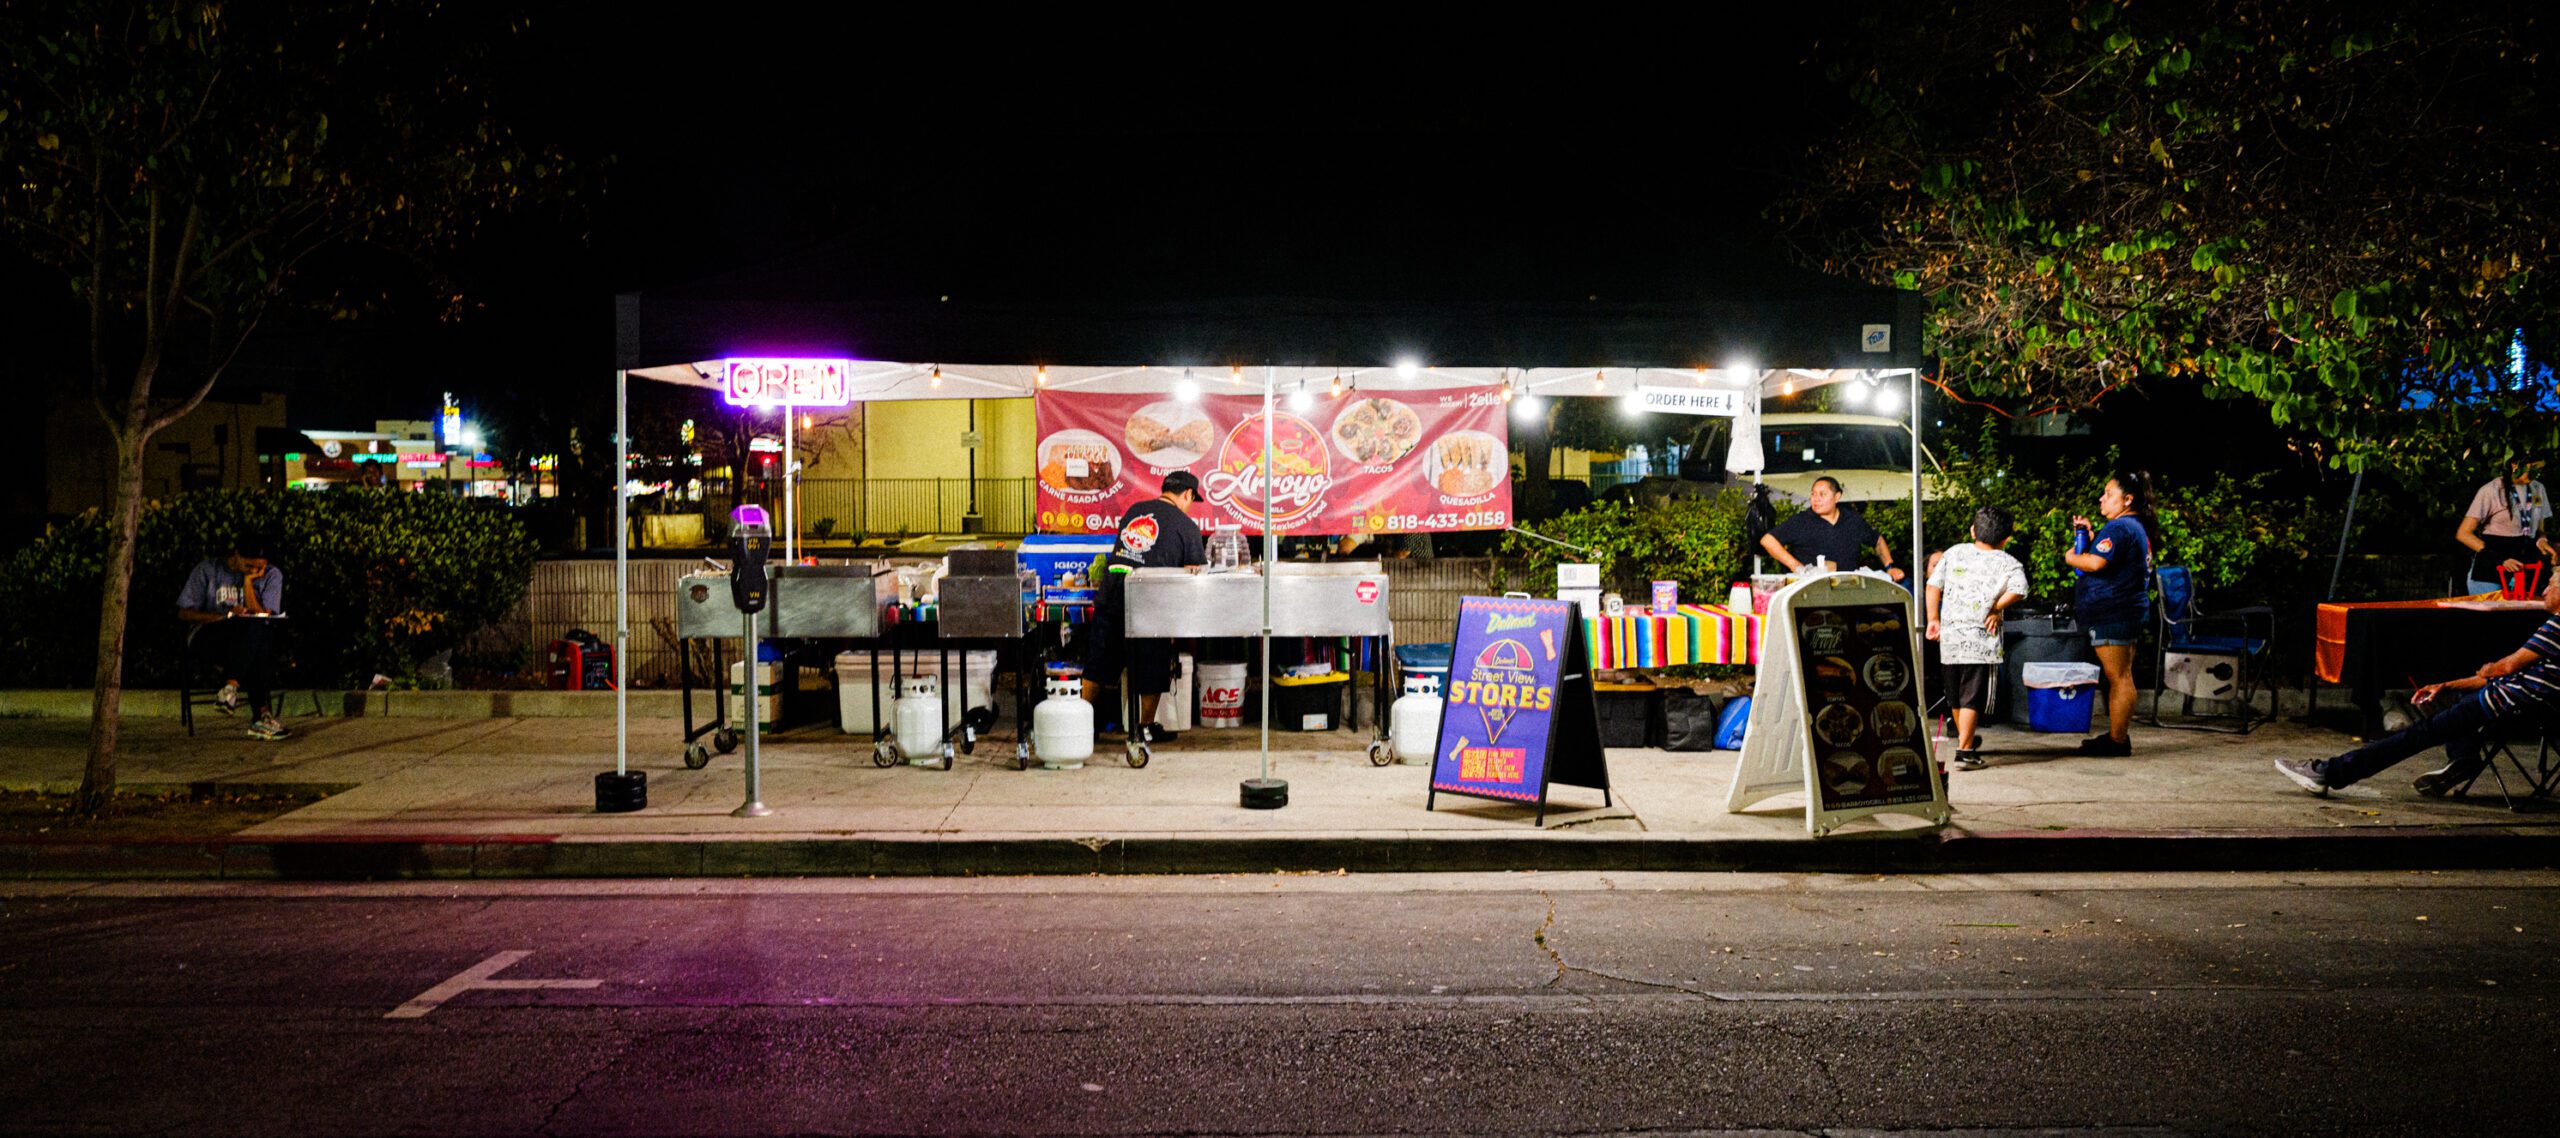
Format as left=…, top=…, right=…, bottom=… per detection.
left=2313, top=599, right=2456, bottom=685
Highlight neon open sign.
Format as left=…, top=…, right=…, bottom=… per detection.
left=724, top=358, right=851, bottom=407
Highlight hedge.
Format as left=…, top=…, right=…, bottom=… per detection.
left=0, top=489, right=537, bottom=688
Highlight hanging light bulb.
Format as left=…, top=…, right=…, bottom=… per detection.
left=930, top=365, right=943, bottom=390
left=799, top=413, right=813, bottom=430
left=1175, top=369, right=1200, bottom=403
left=1843, top=378, right=1870, bottom=407
left=1781, top=377, right=1796, bottom=397
left=1874, top=383, right=1905, bottom=416
left=1500, top=384, right=1515, bottom=404
left=1331, top=372, right=1344, bottom=398
left=1395, top=359, right=1420, bottom=380
left=1036, top=366, right=1048, bottom=387
left=1593, top=370, right=1606, bottom=390
left=1289, top=382, right=1313, bottom=412
left=1513, top=393, right=1543, bottom=421
left=1694, top=366, right=1709, bottom=385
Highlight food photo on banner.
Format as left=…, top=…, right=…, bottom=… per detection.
left=1034, top=389, right=1512, bottom=534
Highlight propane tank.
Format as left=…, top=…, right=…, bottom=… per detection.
left=894, top=675, right=945, bottom=767
left=1031, top=674, right=1096, bottom=769
left=1391, top=673, right=1444, bottom=764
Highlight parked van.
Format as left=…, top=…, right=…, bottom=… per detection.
left=1667, top=412, right=1944, bottom=504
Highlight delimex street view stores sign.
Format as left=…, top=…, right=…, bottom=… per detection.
left=1032, top=390, right=1512, bottom=534
left=1427, top=596, right=1612, bottom=827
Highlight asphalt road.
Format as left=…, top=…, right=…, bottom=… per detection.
left=1, top=870, right=2554, bottom=1136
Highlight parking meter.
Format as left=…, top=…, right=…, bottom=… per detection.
left=729, top=504, right=773, bottom=615
left=729, top=504, right=775, bottom=818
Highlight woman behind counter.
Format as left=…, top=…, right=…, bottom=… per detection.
left=2455, top=460, right=2552, bottom=595
left=2061, top=470, right=2163, bottom=757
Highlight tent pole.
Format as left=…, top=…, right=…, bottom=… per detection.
left=1908, top=371, right=1932, bottom=773
left=2326, top=464, right=2365, bottom=602
left=615, top=368, right=630, bottom=777
left=782, top=402, right=796, bottom=563
left=1261, top=367, right=1275, bottom=783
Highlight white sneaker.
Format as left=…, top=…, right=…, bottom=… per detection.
left=215, top=681, right=240, bottom=714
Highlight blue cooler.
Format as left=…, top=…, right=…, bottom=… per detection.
left=1395, top=643, right=1453, bottom=686
left=1017, top=534, right=1113, bottom=588
left=2021, top=662, right=2103, bottom=733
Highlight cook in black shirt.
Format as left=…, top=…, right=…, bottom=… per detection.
left=1087, top=470, right=1208, bottom=741
left=1756, top=476, right=1906, bottom=582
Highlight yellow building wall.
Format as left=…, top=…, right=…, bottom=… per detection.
left=861, top=399, right=1035, bottom=481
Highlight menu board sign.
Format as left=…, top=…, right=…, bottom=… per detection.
left=1034, top=390, right=1511, bottom=535
left=1723, top=572, right=1948, bottom=836
left=1428, top=596, right=1613, bottom=827
left=1795, top=602, right=1932, bottom=813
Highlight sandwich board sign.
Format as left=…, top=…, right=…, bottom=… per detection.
left=1427, top=595, right=1612, bottom=827
left=1724, top=571, right=1948, bottom=835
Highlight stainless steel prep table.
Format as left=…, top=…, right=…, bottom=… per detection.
left=673, top=564, right=886, bottom=768
left=1120, top=562, right=1396, bottom=764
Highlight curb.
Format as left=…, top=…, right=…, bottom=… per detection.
left=4, top=827, right=2556, bottom=881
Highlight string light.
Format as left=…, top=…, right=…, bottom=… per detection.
left=930, top=364, right=942, bottom=390
left=1035, top=366, right=1048, bottom=387
left=1175, top=368, right=1200, bottom=403
left=1331, top=372, right=1344, bottom=398
left=1593, top=370, right=1606, bottom=390
left=1231, top=364, right=1243, bottom=384
left=1695, top=366, right=1708, bottom=385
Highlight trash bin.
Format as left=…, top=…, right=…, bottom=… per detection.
left=2001, top=613, right=2100, bottom=727
left=2021, top=661, right=2104, bottom=733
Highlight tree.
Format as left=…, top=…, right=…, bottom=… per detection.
left=1, top=2, right=568, bottom=811
left=1788, top=0, right=2558, bottom=477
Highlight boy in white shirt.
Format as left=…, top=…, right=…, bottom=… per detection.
left=1926, top=507, right=2030, bottom=769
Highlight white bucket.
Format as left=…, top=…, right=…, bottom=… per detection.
left=1199, top=661, right=1247, bottom=728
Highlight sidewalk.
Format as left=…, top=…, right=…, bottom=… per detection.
left=2, top=699, right=2554, bottom=878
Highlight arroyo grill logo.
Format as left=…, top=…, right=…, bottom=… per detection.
left=1202, top=411, right=1331, bottom=530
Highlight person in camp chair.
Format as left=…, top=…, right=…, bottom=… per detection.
left=177, top=537, right=290, bottom=741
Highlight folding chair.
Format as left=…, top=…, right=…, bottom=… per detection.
left=2146, top=565, right=2274, bottom=734
left=177, top=620, right=321, bottom=736
left=2444, top=720, right=2560, bottom=812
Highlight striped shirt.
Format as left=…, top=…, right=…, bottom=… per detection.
left=2481, top=616, right=2560, bottom=717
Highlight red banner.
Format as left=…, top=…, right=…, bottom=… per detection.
left=1034, top=389, right=1512, bottom=535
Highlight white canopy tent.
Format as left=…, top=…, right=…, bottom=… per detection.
left=605, top=360, right=1931, bottom=792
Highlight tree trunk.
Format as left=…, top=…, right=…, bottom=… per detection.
left=74, top=420, right=151, bottom=814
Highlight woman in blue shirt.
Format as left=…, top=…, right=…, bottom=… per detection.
left=2060, top=470, right=2161, bottom=756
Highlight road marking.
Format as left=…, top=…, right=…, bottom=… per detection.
left=386, top=950, right=603, bottom=1019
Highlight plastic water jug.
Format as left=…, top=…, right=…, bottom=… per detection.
left=1031, top=675, right=1094, bottom=769
left=1391, top=674, right=1444, bottom=765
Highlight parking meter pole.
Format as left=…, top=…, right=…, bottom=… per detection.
left=728, top=504, right=776, bottom=819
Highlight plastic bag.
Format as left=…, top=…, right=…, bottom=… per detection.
left=2021, top=661, right=2103, bottom=688
left=1713, top=696, right=1753, bottom=750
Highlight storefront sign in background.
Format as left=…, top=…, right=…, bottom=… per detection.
left=1430, top=596, right=1570, bottom=804
left=1033, top=389, right=1511, bottom=534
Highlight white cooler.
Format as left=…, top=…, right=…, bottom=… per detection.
left=837, top=650, right=999, bottom=734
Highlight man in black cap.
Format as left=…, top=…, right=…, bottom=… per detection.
left=1087, top=470, right=1209, bottom=741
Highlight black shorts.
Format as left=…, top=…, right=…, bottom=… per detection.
left=1085, top=577, right=1179, bottom=696
left=1943, top=663, right=1995, bottom=712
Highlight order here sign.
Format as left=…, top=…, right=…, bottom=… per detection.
left=1633, top=386, right=1744, bottom=416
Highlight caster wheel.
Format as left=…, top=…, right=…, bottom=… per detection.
left=1017, top=741, right=1033, bottom=771
left=1367, top=740, right=1392, bottom=767
left=872, top=741, right=899, bottom=768
left=713, top=729, right=740, bottom=754
left=683, top=742, right=712, bottom=770
left=959, top=727, right=977, bottom=757
left=940, top=743, right=956, bottom=771
left=1126, top=741, right=1151, bottom=769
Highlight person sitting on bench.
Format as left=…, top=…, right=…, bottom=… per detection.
left=177, top=537, right=290, bottom=741
left=2278, top=574, right=2558, bottom=797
